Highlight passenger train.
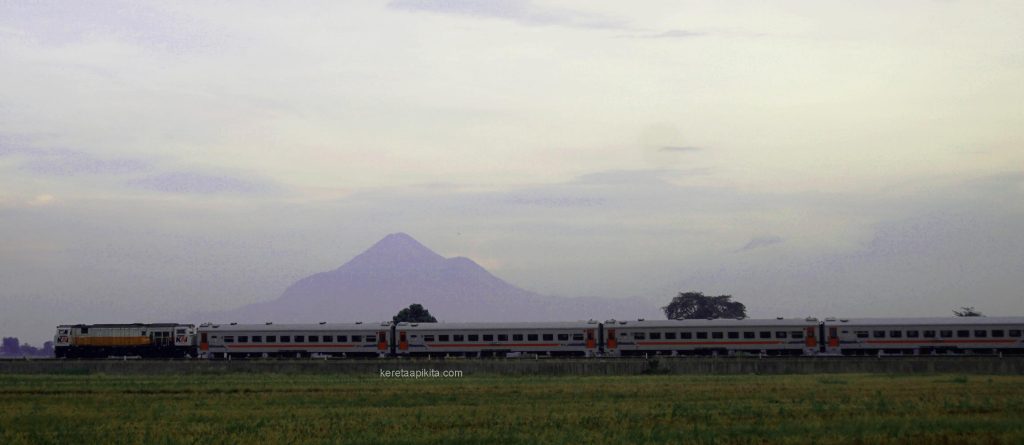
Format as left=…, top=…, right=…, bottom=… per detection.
left=53, top=317, right=1024, bottom=359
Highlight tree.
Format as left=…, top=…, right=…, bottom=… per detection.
left=393, top=304, right=438, bottom=323
left=953, top=306, right=983, bottom=317
left=663, top=291, right=747, bottom=320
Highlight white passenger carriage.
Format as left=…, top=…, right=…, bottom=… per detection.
left=396, top=321, right=600, bottom=357
left=822, top=317, right=1024, bottom=355
left=198, top=322, right=391, bottom=359
left=603, top=318, right=821, bottom=357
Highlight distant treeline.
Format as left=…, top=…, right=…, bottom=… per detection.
left=2, top=337, right=53, bottom=357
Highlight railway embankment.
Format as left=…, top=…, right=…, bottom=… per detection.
left=1, top=356, right=1023, bottom=375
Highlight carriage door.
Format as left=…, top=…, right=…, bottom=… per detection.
left=827, top=327, right=840, bottom=354
left=606, top=329, right=617, bottom=351
left=586, top=329, right=596, bottom=349
left=200, top=332, right=209, bottom=352
left=377, top=331, right=388, bottom=351
left=804, top=326, right=817, bottom=354
left=398, top=331, right=409, bottom=351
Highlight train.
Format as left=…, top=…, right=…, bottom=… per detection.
left=53, top=316, right=1024, bottom=359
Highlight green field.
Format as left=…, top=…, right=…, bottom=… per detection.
left=1, top=373, right=1023, bottom=444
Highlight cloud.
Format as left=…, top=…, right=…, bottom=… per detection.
left=659, top=146, right=701, bottom=153
left=388, top=0, right=629, bottom=30
left=127, top=171, right=276, bottom=195
left=0, top=144, right=150, bottom=176
left=26, top=194, right=55, bottom=207
left=737, top=236, right=784, bottom=252
left=641, top=29, right=706, bottom=39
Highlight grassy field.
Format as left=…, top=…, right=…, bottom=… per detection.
left=1, top=373, right=1023, bottom=444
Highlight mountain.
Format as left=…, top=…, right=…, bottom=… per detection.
left=212, top=233, right=661, bottom=323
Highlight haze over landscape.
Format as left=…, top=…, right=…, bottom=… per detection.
left=2, top=1, right=1023, bottom=344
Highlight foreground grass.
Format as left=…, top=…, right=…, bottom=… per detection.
left=1, top=373, right=1023, bottom=444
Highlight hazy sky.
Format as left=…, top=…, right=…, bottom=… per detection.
left=2, top=1, right=1022, bottom=343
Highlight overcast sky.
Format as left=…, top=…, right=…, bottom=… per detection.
left=2, top=1, right=1022, bottom=343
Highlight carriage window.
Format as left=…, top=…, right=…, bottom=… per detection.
left=873, top=331, right=886, bottom=338
left=352, top=335, right=362, bottom=342
left=665, top=332, right=677, bottom=340
left=453, top=335, right=464, bottom=342
left=633, top=332, right=646, bottom=340
left=696, top=332, right=708, bottom=339
left=308, top=336, right=319, bottom=342
left=974, top=330, right=987, bottom=338
left=711, top=332, right=724, bottom=339
left=743, top=332, right=755, bottom=339
left=224, top=336, right=235, bottom=343
left=923, top=331, right=935, bottom=338
left=572, top=333, right=584, bottom=341
left=238, top=336, right=248, bottom=343
left=792, top=331, right=803, bottom=339
left=514, top=334, right=525, bottom=341
left=855, top=331, right=868, bottom=338
left=940, top=330, right=953, bottom=338
left=1010, top=330, right=1022, bottom=337
left=555, top=333, right=567, bottom=341
left=680, top=332, right=692, bottom=339
left=543, top=334, right=554, bottom=341
left=759, top=331, right=771, bottom=339
left=776, top=332, right=788, bottom=339
left=468, top=335, right=479, bottom=341
left=337, top=335, right=347, bottom=342
left=906, top=331, right=919, bottom=338
left=252, top=336, right=262, bottom=342
left=527, top=334, right=538, bottom=341
left=423, top=335, right=434, bottom=342
left=294, top=335, right=305, bottom=343
left=322, top=335, right=333, bottom=342
left=889, top=331, right=902, bottom=338
left=483, top=335, right=494, bottom=341
left=649, top=332, right=661, bottom=340
left=991, top=330, right=1004, bottom=338
left=266, top=335, right=276, bottom=342
left=438, top=335, right=449, bottom=342
left=498, top=334, right=509, bottom=341
left=727, top=332, right=739, bottom=339
left=956, top=330, right=969, bottom=338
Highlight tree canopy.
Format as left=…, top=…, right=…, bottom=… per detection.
left=393, top=304, right=438, bottom=323
left=953, top=306, right=983, bottom=317
left=663, top=291, right=747, bottom=320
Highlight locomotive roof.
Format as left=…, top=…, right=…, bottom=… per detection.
left=57, top=323, right=192, bottom=328
left=823, top=317, right=1024, bottom=326
left=199, top=322, right=389, bottom=332
left=605, top=318, right=818, bottom=328
left=398, top=321, right=598, bottom=330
